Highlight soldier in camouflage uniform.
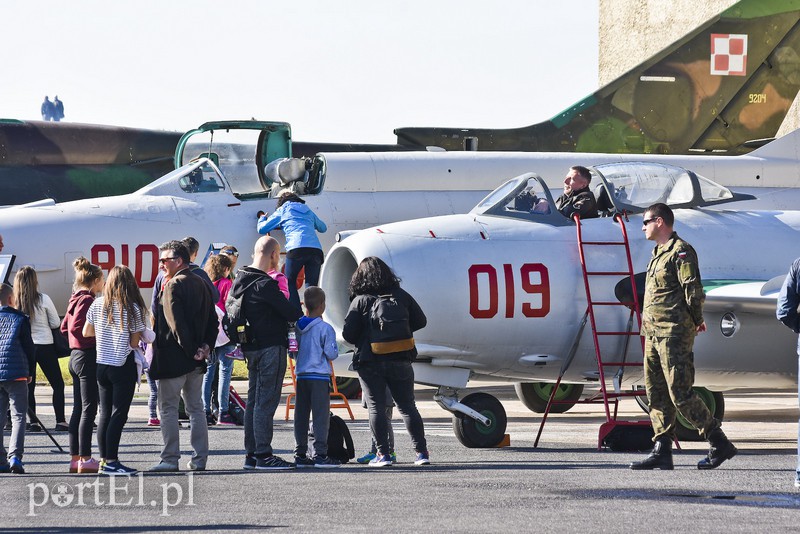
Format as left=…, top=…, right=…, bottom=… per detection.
left=630, top=203, right=737, bottom=471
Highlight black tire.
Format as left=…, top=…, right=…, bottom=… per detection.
left=675, top=388, right=725, bottom=442
left=515, top=382, right=584, bottom=414
left=334, top=377, right=362, bottom=399
left=452, top=392, right=508, bottom=448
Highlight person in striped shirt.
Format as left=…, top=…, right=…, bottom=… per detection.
left=83, top=265, right=146, bottom=476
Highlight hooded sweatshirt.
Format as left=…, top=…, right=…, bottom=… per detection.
left=295, top=316, right=338, bottom=380
left=230, top=266, right=302, bottom=351
left=256, top=201, right=327, bottom=252
left=61, top=289, right=96, bottom=350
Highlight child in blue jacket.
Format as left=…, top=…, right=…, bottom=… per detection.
left=0, top=283, right=36, bottom=474
left=292, top=287, right=339, bottom=468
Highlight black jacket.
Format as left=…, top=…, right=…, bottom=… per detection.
left=230, top=267, right=302, bottom=351
left=342, top=287, right=426, bottom=364
left=151, top=268, right=218, bottom=380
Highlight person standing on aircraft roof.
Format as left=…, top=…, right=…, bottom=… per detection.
left=257, top=191, right=327, bottom=311
left=53, top=96, right=64, bottom=122
left=554, top=166, right=598, bottom=220
left=82, top=265, right=147, bottom=476
left=776, top=256, right=800, bottom=488
left=230, top=236, right=302, bottom=471
left=40, top=96, right=54, bottom=121
left=342, top=256, right=430, bottom=467
left=149, top=241, right=218, bottom=473
left=631, top=203, right=737, bottom=471
left=202, top=253, right=236, bottom=426
left=61, top=257, right=104, bottom=474
left=13, top=266, right=66, bottom=433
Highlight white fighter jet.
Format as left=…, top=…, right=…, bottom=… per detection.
left=3, top=118, right=800, bottom=312
left=319, top=162, right=800, bottom=447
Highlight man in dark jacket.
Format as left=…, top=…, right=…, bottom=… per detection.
left=150, top=241, right=218, bottom=472
left=554, top=166, right=598, bottom=220
left=231, top=236, right=301, bottom=470
left=0, top=283, right=35, bottom=474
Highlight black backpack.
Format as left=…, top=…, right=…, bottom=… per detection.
left=369, top=294, right=415, bottom=354
left=224, top=276, right=258, bottom=344
left=327, top=413, right=355, bottom=463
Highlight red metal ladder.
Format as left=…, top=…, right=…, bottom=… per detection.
left=534, top=213, right=650, bottom=449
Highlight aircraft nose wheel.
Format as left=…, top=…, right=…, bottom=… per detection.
left=452, top=392, right=508, bottom=448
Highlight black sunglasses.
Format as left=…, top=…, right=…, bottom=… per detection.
left=158, top=257, right=178, bottom=264
left=642, top=217, right=661, bottom=226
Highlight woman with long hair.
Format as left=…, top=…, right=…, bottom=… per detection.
left=61, top=257, right=104, bottom=473
left=13, top=266, right=66, bottom=432
left=83, top=265, right=146, bottom=475
left=257, top=191, right=327, bottom=311
left=202, top=253, right=238, bottom=425
left=342, top=256, right=430, bottom=467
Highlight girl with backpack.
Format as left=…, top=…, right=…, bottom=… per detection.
left=342, top=256, right=430, bottom=467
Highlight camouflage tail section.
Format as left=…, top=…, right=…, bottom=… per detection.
left=394, top=0, right=800, bottom=155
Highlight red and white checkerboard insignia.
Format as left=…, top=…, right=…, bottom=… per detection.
left=710, top=33, right=748, bottom=76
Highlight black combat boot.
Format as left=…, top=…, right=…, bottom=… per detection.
left=697, top=427, right=737, bottom=470
left=630, top=437, right=673, bottom=470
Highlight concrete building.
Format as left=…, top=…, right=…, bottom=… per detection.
left=599, top=0, right=800, bottom=136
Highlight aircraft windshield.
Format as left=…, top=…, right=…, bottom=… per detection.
left=178, top=161, right=226, bottom=193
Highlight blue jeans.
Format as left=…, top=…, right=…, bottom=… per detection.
left=284, top=249, right=323, bottom=311
left=243, top=346, right=286, bottom=457
left=358, top=359, right=427, bottom=456
left=203, top=344, right=235, bottom=414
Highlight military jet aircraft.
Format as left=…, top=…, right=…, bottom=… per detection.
left=4, top=0, right=800, bottom=206
left=5, top=120, right=800, bottom=318
left=319, top=162, right=800, bottom=447
left=395, top=0, right=800, bottom=155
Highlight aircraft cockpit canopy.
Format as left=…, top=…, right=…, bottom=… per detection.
left=591, top=162, right=744, bottom=210
left=472, top=162, right=754, bottom=224
left=172, top=121, right=325, bottom=199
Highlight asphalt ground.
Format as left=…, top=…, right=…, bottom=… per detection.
left=0, top=382, right=798, bottom=532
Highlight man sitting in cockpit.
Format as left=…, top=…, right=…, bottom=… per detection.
left=554, top=165, right=598, bottom=220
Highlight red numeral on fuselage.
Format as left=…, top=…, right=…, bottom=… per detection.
left=91, top=244, right=159, bottom=288
left=468, top=263, right=550, bottom=319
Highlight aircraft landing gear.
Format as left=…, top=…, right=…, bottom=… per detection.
left=435, top=387, right=508, bottom=448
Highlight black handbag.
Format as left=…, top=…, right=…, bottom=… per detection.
left=51, top=328, right=71, bottom=358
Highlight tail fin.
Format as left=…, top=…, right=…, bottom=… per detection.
left=394, top=0, right=800, bottom=155
left=746, top=126, right=800, bottom=159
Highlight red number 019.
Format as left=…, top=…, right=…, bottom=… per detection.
left=468, top=263, right=550, bottom=319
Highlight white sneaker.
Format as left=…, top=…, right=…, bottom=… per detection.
left=368, top=454, right=392, bottom=467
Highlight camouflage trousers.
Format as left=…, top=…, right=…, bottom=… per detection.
left=644, top=335, right=718, bottom=441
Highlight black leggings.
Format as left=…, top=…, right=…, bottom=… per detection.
left=68, top=348, right=98, bottom=457
left=96, top=353, right=137, bottom=460
left=28, top=343, right=66, bottom=423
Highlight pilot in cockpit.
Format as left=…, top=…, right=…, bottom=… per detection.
left=512, top=166, right=598, bottom=219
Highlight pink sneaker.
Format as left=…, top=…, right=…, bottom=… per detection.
left=69, top=458, right=79, bottom=473
left=225, top=346, right=245, bottom=361
left=148, top=418, right=160, bottom=427
left=77, top=457, right=100, bottom=474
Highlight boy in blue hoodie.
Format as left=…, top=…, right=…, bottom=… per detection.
left=292, top=286, right=340, bottom=468
left=0, top=283, right=36, bottom=474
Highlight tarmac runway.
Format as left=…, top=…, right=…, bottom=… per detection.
left=1, top=382, right=798, bottom=532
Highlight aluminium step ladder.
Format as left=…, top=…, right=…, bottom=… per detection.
left=534, top=212, right=650, bottom=449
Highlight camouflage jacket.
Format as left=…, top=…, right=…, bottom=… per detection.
left=642, top=232, right=705, bottom=337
